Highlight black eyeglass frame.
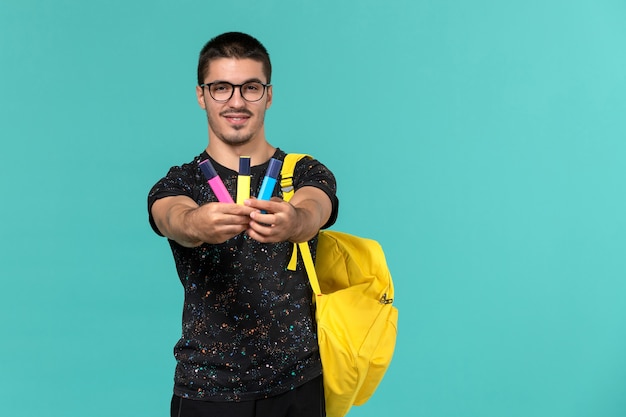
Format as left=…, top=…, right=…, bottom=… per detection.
left=199, top=81, right=271, bottom=103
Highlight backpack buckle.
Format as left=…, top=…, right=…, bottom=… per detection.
left=380, top=294, right=393, bottom=305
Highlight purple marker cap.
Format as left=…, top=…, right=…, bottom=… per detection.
left=199, top=159, right=218, bottom=180
left=266, top=158, right=283, bottom=179
left=239, top=156, right=251, bottom=175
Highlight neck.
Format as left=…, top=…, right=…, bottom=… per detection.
left=206, top=139, right=276, bottom=171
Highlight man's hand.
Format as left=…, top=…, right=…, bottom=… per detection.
left=152, top=196, right=255, bottom=247
left=244, top=197, right=302, bottom=243
left=244, top=186, right=332, bottom=243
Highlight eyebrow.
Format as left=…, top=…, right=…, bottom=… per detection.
left=206, top=78, right=266, bottom=85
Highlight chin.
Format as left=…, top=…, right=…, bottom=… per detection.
left=222, top=134, right=253, bottom=146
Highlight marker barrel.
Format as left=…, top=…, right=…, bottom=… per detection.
left=257, top=158, right=283, bottom=201
left=199, top=159, right=234, bottom=203
left=236, top=156, right=251, bottom=205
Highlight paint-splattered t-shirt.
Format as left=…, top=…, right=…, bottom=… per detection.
left=148, top=149, right=338, bottom=401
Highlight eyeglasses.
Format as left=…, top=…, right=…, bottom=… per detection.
left=199, top=81, right=271, bottom=103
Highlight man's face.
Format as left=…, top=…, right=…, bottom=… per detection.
left=196, top=58, right=272, bottom=147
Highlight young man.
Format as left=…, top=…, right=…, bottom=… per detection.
left=148, top=32, right=338, bottom=417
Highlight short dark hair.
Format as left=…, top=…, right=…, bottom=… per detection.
left=197, top=32, right=272, bottom=85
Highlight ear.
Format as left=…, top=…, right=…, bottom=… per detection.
left=265, top=85, right=273, bottom=110
left=196, top=85, right=207, bottom=109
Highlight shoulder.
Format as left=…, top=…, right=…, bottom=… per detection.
left=148, top=151, right=207, bottom=203
left=165, top=152, right=206, bottom=177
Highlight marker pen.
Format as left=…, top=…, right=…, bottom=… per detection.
left=257, top=158, right=283, bottom=201
left=236, top=156, right=251, bottom=205
left=199, top=159, right=234, bottom=203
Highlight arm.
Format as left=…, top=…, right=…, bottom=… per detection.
left=151, top=195, right=255, bottom=247
left=244, top=186, right=333, bottom=243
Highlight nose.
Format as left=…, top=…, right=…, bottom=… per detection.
left=227, top=85, right=246, bottom=106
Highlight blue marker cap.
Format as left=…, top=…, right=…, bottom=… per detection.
left=199, top=159, right=218, bottom=180
left=239, top=156, right=251, bottom=175
left=266, top=158, right=283, bottom=179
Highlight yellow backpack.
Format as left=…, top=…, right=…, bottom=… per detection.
left=281, top=154, right=399, bottom=417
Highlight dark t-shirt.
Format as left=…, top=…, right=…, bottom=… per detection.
left=147, top=148, right=338, bottom=401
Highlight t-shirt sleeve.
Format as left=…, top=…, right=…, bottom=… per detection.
left=147, top=163, right=199, bottom=236
left=292, top=156, right=339, bottom=229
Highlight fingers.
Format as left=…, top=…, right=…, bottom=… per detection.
left=196, top=200, right=296, bottom=243
left=245, top=199, right=298, bottom=243
left=195, top=202, right=255, bottom=243
left=207, top=202, right=256, bottom=216
left=244, top=197, right=283, bottom=213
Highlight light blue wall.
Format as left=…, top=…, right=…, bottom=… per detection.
left=2, top=1, right=625, bottom=416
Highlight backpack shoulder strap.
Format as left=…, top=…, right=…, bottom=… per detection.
left=280, top=153, right=310, bottom=202
left=280, top=153, right=312, bottom=271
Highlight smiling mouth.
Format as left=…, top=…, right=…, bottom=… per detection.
left=222, top=112, right=252, bottom=125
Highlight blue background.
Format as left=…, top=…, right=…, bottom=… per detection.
left=2, top=1, right=626, bottom=416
